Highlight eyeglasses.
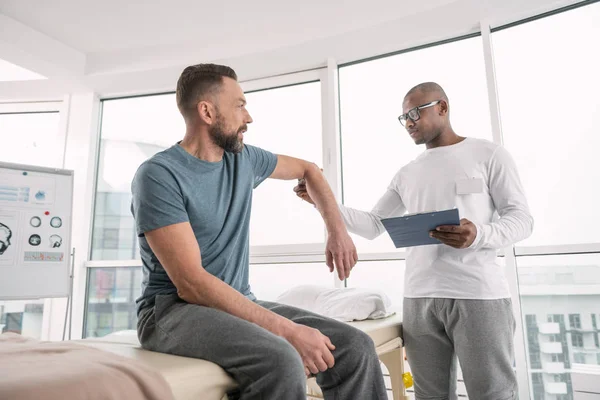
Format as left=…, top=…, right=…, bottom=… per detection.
left=398, top=100, right=441, bottom=126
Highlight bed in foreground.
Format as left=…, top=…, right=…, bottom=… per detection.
left=0, top=332, right=174, bottom=400
left=1, top=312, right=406, bottom=400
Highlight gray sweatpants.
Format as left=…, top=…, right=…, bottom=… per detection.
left=403, top=298, right=518, bottom=400
left=137, top=294, right=387, bottom=400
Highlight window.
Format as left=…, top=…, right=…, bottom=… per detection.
left=551, top=354, right=565, bottom=363
left=244, top=82, right=325, bottom=246
left=87, top=79, right=328, bottom=337
left=92, top=94, right=183, bottom=260
left=493, top=1, right=600, bottom=246
left=346, top=260, right=405, bottom=307
left=573, top=352, right=586, bottom=364
left=339, top=36, right=493, bottom=253
left=529, top=351, right=541, bottom=369
left=569, top=314, right=582, bottom=330
left=527, top=330, right=539, bottom=343
left=0, top=112, right=63, bottom=169
left=525, top=314, right=542, bottom=369
left=519, top=255, right=600, bottom=342
left=84, top=267, right=142, bottom=338
left=550, top=334, right=563, bottom=343
left=571, top=332, right=584, bottom=348
left=82, top=261, right=335, bottom=338
left=519, top=254, right=600, bottom=397
left=531, top=372, right=545, bottom=400
left=92, top=80, right=324, bottom=260
left=0, top=300, right=44, bottom=339
left=249, top=262, right=334, bottom=302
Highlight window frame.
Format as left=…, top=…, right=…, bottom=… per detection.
left=570, top=314, right=582, bottom=330
left=571, top=332, right=584, bottom=348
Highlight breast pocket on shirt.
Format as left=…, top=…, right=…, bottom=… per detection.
left=455, top=177, right=485, bottom=195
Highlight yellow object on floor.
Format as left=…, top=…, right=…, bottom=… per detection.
left=402, top=372, right=413, bottom=389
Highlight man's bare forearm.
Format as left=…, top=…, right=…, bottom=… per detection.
left=303, top=165, right=345, bottom=235
left=179, top=270, right=296, bottom=338
left=145, top=223, right=298, bottom=339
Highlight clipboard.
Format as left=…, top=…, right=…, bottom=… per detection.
left=381, top=208, right=460, bottom=248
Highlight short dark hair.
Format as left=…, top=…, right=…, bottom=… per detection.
left=405, top=82, right=449, bottom=103
left=176, top=63, right=238, bottom=119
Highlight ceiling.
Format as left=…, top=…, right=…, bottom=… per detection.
left=0, top=58, right=45, bottom=81
left=0, top=0, right=454, bottom=53
left=0, top=0, right=580, bottom=99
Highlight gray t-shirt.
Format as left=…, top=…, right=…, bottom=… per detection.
left=131, top=143, right=278, bottom=313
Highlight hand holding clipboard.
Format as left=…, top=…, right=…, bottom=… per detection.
left=381, top=208, right=461, bottom=248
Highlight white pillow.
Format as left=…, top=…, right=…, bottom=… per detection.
left=276, top=285, right=394, bottom=322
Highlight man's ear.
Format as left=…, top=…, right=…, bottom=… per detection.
left=197, top=101, right=215, bottom=125
left=439, top=100, right=449, bottom=116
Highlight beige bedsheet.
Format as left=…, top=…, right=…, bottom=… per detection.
left=0, top=332, right=174, bottom=400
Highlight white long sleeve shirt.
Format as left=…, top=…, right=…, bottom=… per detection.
left=341, top=138, right=533, bottom=299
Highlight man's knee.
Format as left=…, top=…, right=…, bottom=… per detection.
left=353, top=328, right=376, bottom=352
left=337, top=326, right=378, bottom=363
left=236, top=339, right=306, bottom=399
left=264, top=339, right=306, bottom=385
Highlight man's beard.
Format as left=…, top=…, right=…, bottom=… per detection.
left=209, top=113, right=245, bottom=154
left=418, top=127, right=442, bottom=145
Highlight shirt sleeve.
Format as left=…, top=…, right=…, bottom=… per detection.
left=244, top=144, right=278, bottom=188
left=131, top=161, right=189, bottom=236
left=470, top=146, right=534, bottom=250
left=339, top=176, right=407, bottom=240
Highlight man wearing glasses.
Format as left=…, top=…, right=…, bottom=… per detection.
left=295, top=82, right=533, bottom=400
